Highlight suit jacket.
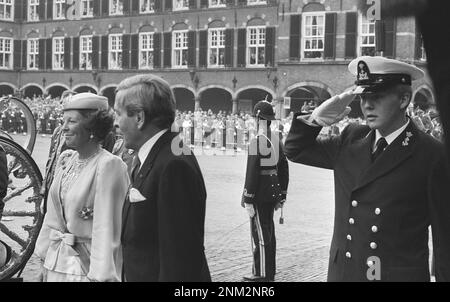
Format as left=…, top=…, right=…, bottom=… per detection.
left=0, top=146, right=7, bottom=217
left=242, top=132, right=289, bottom=205
left=121, top=131, right=211, bottom=282
left=285, top=115, right=450, bottom=282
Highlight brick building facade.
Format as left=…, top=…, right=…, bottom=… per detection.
left=0, top=0, right=434, bottom=117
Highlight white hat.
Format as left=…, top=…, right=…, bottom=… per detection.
left=63, top=92, right=109, bottom=111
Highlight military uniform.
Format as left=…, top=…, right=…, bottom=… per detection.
left=242, top=101, right=289, bottom=281
left=285, top=56, right=450, bottom=281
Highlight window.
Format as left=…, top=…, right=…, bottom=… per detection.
left=27, top=38, right=39, bottom=70
left=302, top=13, right=325, bottom=59
left=0, top=0, right=13, bottom=20
left=247, top=27, right=265, bottom=67
left=360, top=14, right=376, bottom=56
left=139, top=32, right=154, bottom=69
left=110, top=0, right=123, bottom=15
left=208, top=29, right=225, bottom=67
left=109, top=34, right=122, bottom=70
left=28, top=0, right=39, bottom=21
left=80, top=35, right=93, bottom=70
left=173, top=0, right=188, bottom=11
left=0, top=37, right=12, bottom=69
left=173, top=31, right=188, bottom=68
left=81, top=0, right=93, bottom=17
left=140, top=0, right=155, bottom=13
left=247, top=0, right=266, bottom=5
left=53, top=37, right=64, bottom=70
left=209, top=0, right=226, bottom=7
left=54, top=0, right=65, bottom=19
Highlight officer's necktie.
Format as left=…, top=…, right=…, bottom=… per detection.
left=131, top=155, right=141, bottom=184
left=372, top=137, right=388, bottom=162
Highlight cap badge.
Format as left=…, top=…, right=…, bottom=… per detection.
left=402, top=132, right=413, bottom=146
left=358, top=61, right=370, bottom=81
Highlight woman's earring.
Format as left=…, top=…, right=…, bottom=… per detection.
left=90, top=134, right=94, bottom=140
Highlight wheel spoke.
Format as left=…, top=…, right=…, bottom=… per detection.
left=1, top=210, right=37, bottom=217
left=3, top=181, right=33, bottom=202
left=0, top=223, right=27, bottom=249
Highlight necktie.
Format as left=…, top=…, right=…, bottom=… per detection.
left=131, top=156, right=141, bottom=183
left=372, top=137, right=388, bottom=162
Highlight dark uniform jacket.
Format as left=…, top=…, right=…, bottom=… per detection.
left=285, top=115, right=450, bottom=282
left=121, top=131, right=211, bottom=282
left=0, top=146, right=7, bottom=217
left=243, top=132, right=289, bottom=205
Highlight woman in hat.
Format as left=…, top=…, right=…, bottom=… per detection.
left=34, top=93, right=129, bottom=282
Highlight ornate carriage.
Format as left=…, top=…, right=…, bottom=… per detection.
left=0, top=96, right=44, bottom=281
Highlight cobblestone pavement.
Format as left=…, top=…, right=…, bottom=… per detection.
left=15, top=136, right=335, bottom=282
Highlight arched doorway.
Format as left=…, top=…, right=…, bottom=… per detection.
left=47, top=86, right=68, bottom=99
left=74, top=86, right=98, bottom=94
left=23, top=85, right=44, bottom=98
left=413, top=88, right=434, bottom=111
left=285, top=85, right=331, bottom=116
left=0, top=84, right=14, bottom=97
left=102, top=86, right=117, bottom=107
left=199, top=88, right=232, bottom=113
left=173, top=88, right=195, bottom=112
left=237, top=88, right=273, bottom=115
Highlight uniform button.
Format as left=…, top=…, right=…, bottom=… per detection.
left=272, top=195, right=275, bottom=197
left=367, top=260, right=375, bottom=267
left=347, top=234, right=352, bottom=241
left=351, top=200, right=358, bottom=207
left=272, top=185, right=274, bottom=187
left=375, top=208, right=381, bottom=215
left=346, top=252, right=352, bottom=258
left=349, top=218, right=355, bottom=225
left=371, top=226, right=378, bottom=233
left=370, top=242, right=377, bottom=249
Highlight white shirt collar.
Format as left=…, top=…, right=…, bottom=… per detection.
left=137, top=129, right=168, bottom=168
left=374, top=119, right=410, bottom=150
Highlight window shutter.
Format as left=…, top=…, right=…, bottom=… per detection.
left=122, top=34, right=130, bottom=69
left=265, top=27, right=275, bottom=66
left=155, top=0, right=162, bottom=12
left=131, top=0, right=139, bottom=14
left=189, top=0, right=196, bottom=9
left=345, top=12, right=357, bottom=59
left=289, top=14, right=301, bottom=60
left=93, top=0, right=100, bottom=16
left=92, top=36, right=100, bottom=69
left=165, top=0, right=172, bottom=11
left=14, top=0, right=23, bottom=21
left=237, top=28, right=246, bottom=67
left=131, top=34, right=139, bottom=69
left=199, top=30, right=207, bottom=67
left=38, top=0, right=46, bottom=20
left=23, top=0, right=28, bottom=21
left=375, top=20, right=384, bottom=53
left=46, top=38, right=52, bottom=70
left=384, top=17, right=396, bottom=58
left=39, top=39, right=46, bottom=69
left=102, top=0, right=109, bottom=16
left=14, top=40, right=21, bottom=69
left=22, top=40, right=27, bottom=69
left=123, top=0, right=130, bottom=14
left=154, top=32, right=161, bottom=68
left=101, top=36, right=109, bottom=69
left=415, top=23, right=423, bottom=60
left=47, top=0, right=53, bottom=20
left=200, top=0, right=208, bottom=8
left=188, top=31, right=196, bottom=68
left=73, top=37, right=79, bottom=69
left=224, top=28, right=234, bottom=67
left=163, top=32, right=172, bottom=68
left=324, top=13, right=337, bottom=59
left=64, top=37, right=71, bottom=69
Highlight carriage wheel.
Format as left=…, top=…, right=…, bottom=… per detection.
left=0, top=137, right=43, bottom=281
left=0, top=96, right=37, bottom=155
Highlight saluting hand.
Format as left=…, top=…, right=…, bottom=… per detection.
left=307, top=90, right=355, bottom=127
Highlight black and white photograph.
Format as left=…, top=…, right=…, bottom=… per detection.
left=1, top=0, right=450, bottom=287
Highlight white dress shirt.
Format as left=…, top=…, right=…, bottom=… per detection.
left=138, top=129, right=168, bottom=169
left=373, top=119, right=410, bottom=152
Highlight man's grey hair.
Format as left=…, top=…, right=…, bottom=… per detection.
left=116, top=74, right=176, bottom=129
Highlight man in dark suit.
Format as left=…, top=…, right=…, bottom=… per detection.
left=241, top=101, right=289, bottom=282
left=0, top=145, right=7, bottom=220
left=114, top=74, right=211, bottom=282
left=285, top=56, right=450, bottom=282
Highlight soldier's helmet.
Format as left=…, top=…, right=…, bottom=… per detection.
left=253, top=100, right=275, bottom=121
